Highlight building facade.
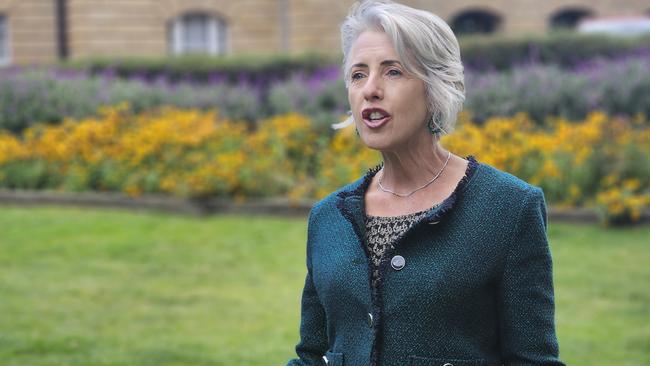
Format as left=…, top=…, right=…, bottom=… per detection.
left=0, top=0, right=649, bottom=65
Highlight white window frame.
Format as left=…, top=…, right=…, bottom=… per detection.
left=170, top=13, right=227, bottom=55
left=0, top=14, right=10, bottom=66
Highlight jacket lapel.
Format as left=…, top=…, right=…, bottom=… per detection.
left=335, top=164, right=382, bottom=252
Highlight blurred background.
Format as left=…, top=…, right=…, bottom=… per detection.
left=0, top=1, right=649, bottom=365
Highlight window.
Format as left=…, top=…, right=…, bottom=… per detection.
left=168, top=12, right=227, bottom=55
left=451, top=10, right=501, bottom=35
left=0, top=14, right=9, bottom=65
left=550, top=8, right=594, bottom=30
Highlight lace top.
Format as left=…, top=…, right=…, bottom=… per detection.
left=364, top=204, right=439, bottom=288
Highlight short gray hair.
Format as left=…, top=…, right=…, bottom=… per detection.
left=334, top=0, right=465, bottom=135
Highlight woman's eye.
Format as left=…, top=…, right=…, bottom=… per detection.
left=351, top=72, right=365, bottom=81
left=387, top=69, right=402, bottom=77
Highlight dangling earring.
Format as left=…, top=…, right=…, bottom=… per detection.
left=428, top=116, right=443, bottom=135
left=355, top=127, right=360, bottom=136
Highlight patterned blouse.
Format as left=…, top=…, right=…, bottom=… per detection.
left=364, top=204, right=439, bottom=288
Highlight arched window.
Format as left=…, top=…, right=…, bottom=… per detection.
left=550, top=8, right=594, bottom=30
left=168, top=12, right=227, bottom=55
left=451, top=10, right=501, bottom=35
left=0, top=14, right=9, bottom=66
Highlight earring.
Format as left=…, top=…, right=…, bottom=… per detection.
left=428, top=116, right=443, bottom=135
left=348, top=110, right=360, bottom=136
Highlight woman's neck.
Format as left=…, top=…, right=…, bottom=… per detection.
left=378, top=138, right=449, bottom=193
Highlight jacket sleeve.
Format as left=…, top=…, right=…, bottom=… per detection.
left=287, top=209, right=328, bottom=366
left=497, top=187, right=565, bottom=366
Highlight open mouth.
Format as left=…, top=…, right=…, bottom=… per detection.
left=361, top=108, right=391, bottom=128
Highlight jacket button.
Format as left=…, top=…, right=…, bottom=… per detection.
left=391, top=255, right=405, bottom=270
left=367, top=312, right=373, bottom=327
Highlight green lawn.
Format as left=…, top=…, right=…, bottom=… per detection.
left=0, top=205, right=648, bottom=366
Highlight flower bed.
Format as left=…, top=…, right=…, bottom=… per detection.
left=0, top=105, right=647, bottom=224
left=2, top=52, right=649, bottom=134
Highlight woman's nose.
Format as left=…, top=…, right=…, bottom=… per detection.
left=362, top=74, right=383, bottom=101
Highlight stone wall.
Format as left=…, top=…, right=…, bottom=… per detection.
left=0, top=0, right=57, bottom=64
left=2, top=0, right=649, bottom=64
left=67, top=0, right=282, bottom=58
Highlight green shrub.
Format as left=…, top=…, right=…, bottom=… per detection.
left=60, top=33, right=650, bottom=81
left=63, top=53, right=340, bottom=83
left=459, top=32, right=650, bottom=70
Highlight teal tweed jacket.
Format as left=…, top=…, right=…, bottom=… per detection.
left=287, top=156, right=565, bottom=366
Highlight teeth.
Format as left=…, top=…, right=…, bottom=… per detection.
left=369, top=111, right=385, bottom=120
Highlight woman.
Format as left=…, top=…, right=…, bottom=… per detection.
left=287, top=1, right=565, bottom=365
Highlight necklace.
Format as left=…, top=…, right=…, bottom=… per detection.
left=377, top=151, right=452, bottom=198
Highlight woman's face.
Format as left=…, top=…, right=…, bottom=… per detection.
left=347, top=30, right=429, bottom=152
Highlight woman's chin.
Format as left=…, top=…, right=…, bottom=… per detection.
left=360, top=135, right=395, bottom=152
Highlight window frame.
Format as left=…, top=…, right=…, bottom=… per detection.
left=549, top=8, right=595, bottom=30
left=169, top=12, right=228, bottom=56
left=450, top=9, right=502, bottom=35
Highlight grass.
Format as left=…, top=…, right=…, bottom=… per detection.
left=0, top=205, right=648, bottom=365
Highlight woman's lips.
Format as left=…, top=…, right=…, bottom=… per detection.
left=361, top=108, right=391, bottom=129
left=363, top=115, right=391, bottom=129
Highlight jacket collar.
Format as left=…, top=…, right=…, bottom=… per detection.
left=335, top=155, right=480, bottom=243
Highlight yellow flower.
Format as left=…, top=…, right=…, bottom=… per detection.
left=623, top=179, right=641, bottom=192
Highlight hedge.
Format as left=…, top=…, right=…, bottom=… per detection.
left=59, top=32, right=650, bottom=82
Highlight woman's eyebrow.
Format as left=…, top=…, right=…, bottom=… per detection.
left=351, top=60, right=403, bottom=69
left=380, top=60, right=402, bottom=67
